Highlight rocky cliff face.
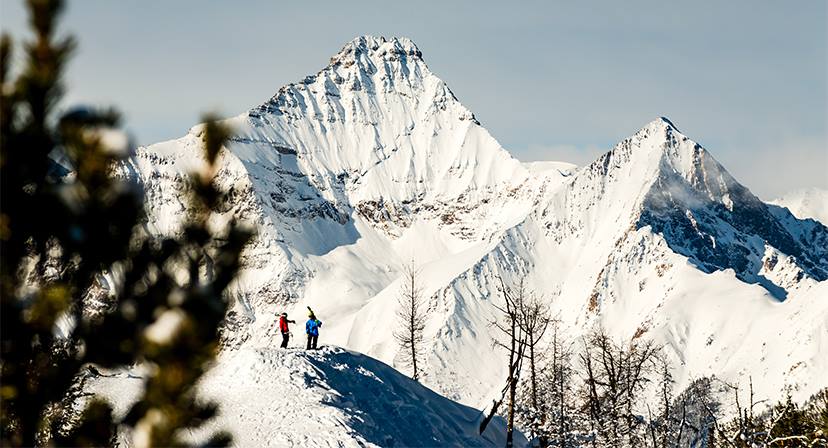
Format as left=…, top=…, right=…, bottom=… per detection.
left=127, top=35, right=828, bottom=409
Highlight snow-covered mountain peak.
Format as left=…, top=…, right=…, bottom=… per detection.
left=237, top=34, right=525, bottom=206
left=605, top=116, right=733, bottom=196
left=621, top=118, right=828, bottom=292
left=544, top=117, right=827, bottom=302
left=636, top=116, right=680, bottom=136
left=251, top=35, right=433, bottom=122
left=627, top=116, right=694, bottom=157
left=329, top=35, right=423, bottom=67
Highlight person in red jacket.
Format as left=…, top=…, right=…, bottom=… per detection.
left=279, top=312, right=296, bottom=348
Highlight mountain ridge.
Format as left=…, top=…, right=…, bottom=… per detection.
left=87, top=346, right=516, bottom=447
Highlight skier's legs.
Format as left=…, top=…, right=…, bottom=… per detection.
left=306, top=335, right=312, bottom=350
left=280, top=333, right=289, bottom=348
left=311, top=335, right=318, bottom=349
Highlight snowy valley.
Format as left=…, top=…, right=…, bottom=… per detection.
left=114, top=35, right=828, bottom=445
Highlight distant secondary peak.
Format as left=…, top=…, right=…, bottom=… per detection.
left=329, top=35, right=423, bottom=66
left=644, top=116, right=680, bottom=133
left=657, top=116, right=678, bottom=130
left=626, top=116, right=684, bottom=145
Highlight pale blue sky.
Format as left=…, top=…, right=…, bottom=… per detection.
left=1, top=1, right=825, bottom=198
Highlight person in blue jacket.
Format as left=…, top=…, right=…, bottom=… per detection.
left=305, top=308, right=322, bottom=350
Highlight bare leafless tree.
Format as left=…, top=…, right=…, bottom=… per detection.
left=546, top=321, right=581, bottom=447
left=579, top=329, right=660, bottom=447
left=715, top=381, right=828, bottom=447
left=483, top=276, right=529, bottom=447
left=719, top=377, right=768, bottom=447
left=516, top=291, right=553, bottom=446
left=646, top=354, right=678, bottom=448
left=514, top=312, right=585, bottom=448
left=393, top=259, right=427, bottom=381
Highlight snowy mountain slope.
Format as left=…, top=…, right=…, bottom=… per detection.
left=125, top=35, right=828, bottom=418
left=409, top=119, right=828, bottom=403
left=87, top=347, right=516, bottom=447
left=769, top=187, right=828, bottom=225
left=441, top=117, right=828, bottom=403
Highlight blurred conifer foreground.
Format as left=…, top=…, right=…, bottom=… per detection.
left=0, top=0, right=252, bottom=446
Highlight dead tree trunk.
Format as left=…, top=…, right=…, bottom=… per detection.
left=490, top=276, right=528, bottom=448
left=393, top=259, right=426, bottom=381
